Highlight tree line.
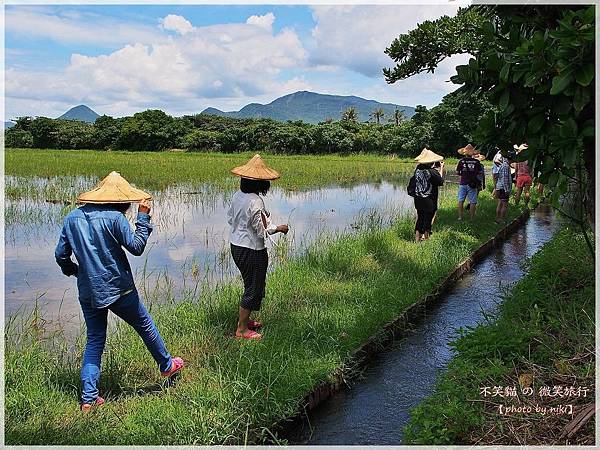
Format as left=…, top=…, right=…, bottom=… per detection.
left=5, top=90, right=493, bottom=157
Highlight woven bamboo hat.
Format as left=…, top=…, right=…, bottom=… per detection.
left=231, top=154, right=280, bottom=180
left=414, top=148, right=427, bottom=161
left=77, top=171, right=152, bottom=204
left=473, top=153, right=486, bottom=161
left=457, top=143, right=479, bottom=156
left=415, top=148, right=444, bottom=164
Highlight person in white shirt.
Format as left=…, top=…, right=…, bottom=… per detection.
left=228, top=155, right=289, bottom=340
left=492, top=150, right=503, bottom=197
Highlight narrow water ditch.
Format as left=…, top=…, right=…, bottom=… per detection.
left=287, top=204, right=560, bottom=445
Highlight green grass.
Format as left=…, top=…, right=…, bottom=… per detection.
left=5, top=188, right=525, bottom=445
left=402, top=227, right=595, bottom=445
left=6, top=148, right=435, bottom=192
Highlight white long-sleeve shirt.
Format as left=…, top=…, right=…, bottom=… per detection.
left=227, top=191, right=277, bottom=250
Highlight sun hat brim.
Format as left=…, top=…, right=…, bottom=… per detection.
left=77, top=172, right=152, bottom=204
left=231, top=154, right=281, bottom=181
left=417, top=149, right=444, bottom=164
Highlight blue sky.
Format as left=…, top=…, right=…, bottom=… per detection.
left=5, top=4, right=469, bottom=119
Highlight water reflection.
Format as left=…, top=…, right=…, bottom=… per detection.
left=6, top=176, right=421, bottom=328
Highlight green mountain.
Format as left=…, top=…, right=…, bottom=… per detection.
left=58, top=105, right=100, bottom=123
left=202, top=91, right=415, bottom=124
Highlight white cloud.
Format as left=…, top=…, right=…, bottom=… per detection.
left=5, top=7, right=161, bottom=47
left=309, top=5, right=461, bottom=78
left=6, top=14, right=308, bottom=118
left=160, top=14, right=194, bottom=35
left=303, top=5, right=471, bottom=108
left=5, top=6, right=469, bottom=119
left=246, top=12, right=275, bottom=31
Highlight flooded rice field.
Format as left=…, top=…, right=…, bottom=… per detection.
left=5, top=173, right=449, bottom=331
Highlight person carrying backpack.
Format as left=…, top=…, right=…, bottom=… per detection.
left=411, top=149, right=444, bottom=242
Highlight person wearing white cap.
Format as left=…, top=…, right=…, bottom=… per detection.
left=494, top=151, right=515, bottom=223
left=55, top=172, right=184, bottom=412
left=492, top=149, right=504, bottom=198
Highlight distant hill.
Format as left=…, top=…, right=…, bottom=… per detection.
left=58, top=105, right=100, bottom=123
left=202, top=91, right=415, bottom=124
left=4, top=121, right=15, bottom=129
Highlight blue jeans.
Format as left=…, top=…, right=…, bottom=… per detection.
left=457, top=184, right=479, bottom=204
left=79, top=289, right=172, bottom=404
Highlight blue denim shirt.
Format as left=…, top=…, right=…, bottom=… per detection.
left=55, top=204, right=153, bottom=308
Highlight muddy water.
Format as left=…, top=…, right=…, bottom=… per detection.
left=5, top=175, right=438, bottom=329
left=288, top=205, right=560, bottom=445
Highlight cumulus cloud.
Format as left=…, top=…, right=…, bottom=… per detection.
left=246, top=12, right=275, bottom=31
left=6, top=13, right=308, bottom=117
left=309, top=5, right=461, bottom=78
left=304, top=5, right=471, bottom=108
left=160, top=14, right=194, bottom=35
left=5, top=6, right=469, bottom=119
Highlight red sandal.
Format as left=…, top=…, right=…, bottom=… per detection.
left=81, top=396, right=105, bottom=413
left=247, top=320, right=263, bottom=330
left=161, top=356, right=185, bottom=377
left=235, top=329, right=262, bottom=340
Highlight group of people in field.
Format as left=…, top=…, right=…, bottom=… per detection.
left=55, top=147, right=536, bottom=412
left=55, top=155, right=288, bottom=411
left=409, top=143, right=537, bottom=242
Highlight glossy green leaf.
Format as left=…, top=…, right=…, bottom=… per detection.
left=499, top=64, right=510, bottom=83
left=528, top=114, right=545, bottom=134
left=550, top=73, right=573, bottom=95
left=582, top=124, right=594, bottom=138
left=499, top=90, right=510, bottom=111
left=573, top=86, right=591, bottom=113
left=575, top=64, right=594, bottom=86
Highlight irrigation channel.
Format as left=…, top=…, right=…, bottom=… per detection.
left=6, top=174, right=430, bottom=332
left=287, top=204, right=560, bottom=445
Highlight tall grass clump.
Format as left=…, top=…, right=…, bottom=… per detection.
left=6, top=190, right=523, bottom=445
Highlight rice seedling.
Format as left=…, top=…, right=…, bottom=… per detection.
left=6, top=148, right=419, bottom=192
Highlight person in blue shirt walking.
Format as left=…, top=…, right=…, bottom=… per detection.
left=55, top=171, right=184, bottom=412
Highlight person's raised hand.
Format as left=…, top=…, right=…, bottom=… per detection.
left=139, top=199, right=152, bottom=214
left=277, top=224, right=289, bottom=235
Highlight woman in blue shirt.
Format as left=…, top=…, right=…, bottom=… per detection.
left=55, top=172, right=184, bottom=412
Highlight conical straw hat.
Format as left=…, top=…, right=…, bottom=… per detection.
left=414, top=148, right=428, bottom=161
left=473, top=153, right=486, bottom=161
left=416, top=148, right=444, bottom=164
left=77, top=171, right=152, bottom=204
left=458, top=143, right=478, bottom=156
left=231, top=154, right=280, bottom=180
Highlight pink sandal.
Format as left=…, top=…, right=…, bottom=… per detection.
left=235, top=329, right=262, bottom=340
left=161, top=356, right=185, bottom=377
left=81, top=396, right=105, bottom=413
left=247, top=320, right=263, bottom=330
